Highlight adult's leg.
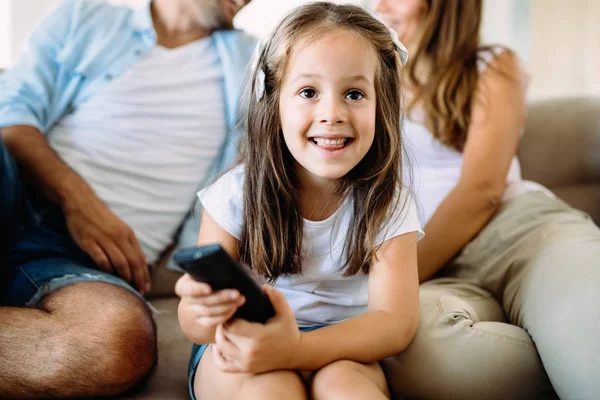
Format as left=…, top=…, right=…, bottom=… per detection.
left=192, top=344, right=307, bottom=400
left=381, top=278, right=555, bottom=400
left=0, top=281, right=156, bottom=398
left=448, top=192, right=600, bottom=398
left=311, top=360, right=389, bottom=400
left=469, top=194, right=600, bottom=399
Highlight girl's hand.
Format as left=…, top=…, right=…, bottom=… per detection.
left=175, top=273, right=246, bottom=329
left=212, top=285, right=301, bottom=374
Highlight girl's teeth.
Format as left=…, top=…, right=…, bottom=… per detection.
left=314, top=138, right=346, bottom=145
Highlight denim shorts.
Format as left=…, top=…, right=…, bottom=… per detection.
left=1, top=205, right=144, bottom=307
left=0, top=138, right=142, bottom=307
left=187, top=325, right=323, bottom=400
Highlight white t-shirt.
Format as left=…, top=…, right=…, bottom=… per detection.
left=198, top=165, right=423, bottom=327
left=48, top=38, right=226, bottom=264
left=403, top=47, right=553, bottom=225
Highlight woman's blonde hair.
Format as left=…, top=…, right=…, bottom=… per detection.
left=239, top=2, right=406, bottom=280
left=407, top=0, right=507, bottom=151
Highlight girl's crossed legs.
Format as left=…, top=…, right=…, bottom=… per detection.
left=193, top=344, right=390, bottom=400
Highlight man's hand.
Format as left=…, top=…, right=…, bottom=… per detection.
left=63, top=189, right=150, bottom=294
left=1, top=125, right=150, bottom=294
left=212, top=285, right=301, bottom=374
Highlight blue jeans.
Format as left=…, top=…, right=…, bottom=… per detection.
left=0, top=136, right=141, bottom=307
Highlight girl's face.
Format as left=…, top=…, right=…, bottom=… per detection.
left=278, top=29, right=378, bottom=186
left=375, top=0, right=427, bottom=48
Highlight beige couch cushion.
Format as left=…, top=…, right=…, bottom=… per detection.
left=519, top=97, right=600, bottom=223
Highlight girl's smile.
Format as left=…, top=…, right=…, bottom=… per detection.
left=308, top=135, right=354, bottom=156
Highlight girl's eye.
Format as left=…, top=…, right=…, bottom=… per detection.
left=299, top=88, right=317, bottom=99
left=346, top=90, right=365, bottom=101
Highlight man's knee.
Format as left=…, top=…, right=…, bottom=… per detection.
left=43, top=282, right=157, bottom=396
left=94, top=302, right=156, bottom=395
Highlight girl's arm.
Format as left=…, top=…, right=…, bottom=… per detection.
left=288, top=231, right=420, bottom=370
left=418, top=51, right=527, bottom=282
left=177, top=211, right=242, bottom=345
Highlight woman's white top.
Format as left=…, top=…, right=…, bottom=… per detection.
left=198, top=165, right=423, bottom=327
left=404, top=48, right=553, bottom=225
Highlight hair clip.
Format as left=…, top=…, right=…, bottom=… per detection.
left=255, top=69, right=266, bottom=102
left=388, top=27, right=409, bottom=66
left=368, top=9, right=409, bottom=66
left=251, top=42, right=266, bottom=102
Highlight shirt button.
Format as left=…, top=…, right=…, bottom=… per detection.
left=105, top=73, right=113, bottom=81
left=135, top=49, right=143, bottom=56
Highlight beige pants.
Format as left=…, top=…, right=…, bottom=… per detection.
left=382, top=192, right=600, bottom=400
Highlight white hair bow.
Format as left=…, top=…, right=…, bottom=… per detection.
left=251, top=42, right=266, bottom=102
left=367, top=8, right=409, bottom=65
left=388, top=27, right=409, bottom=66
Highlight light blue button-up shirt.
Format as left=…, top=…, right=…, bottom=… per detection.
left=0, top=0, right=257, bottom=268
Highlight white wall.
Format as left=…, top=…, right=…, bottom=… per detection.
left=0, top=0, right=12, bottom=68
left=481, top=0, right=530, bottom=62
left=0, top=0, right=62, bottom=68
left=529, top=0, right=600, bottom=100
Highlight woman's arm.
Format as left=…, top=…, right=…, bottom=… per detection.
left=288, top=231, right=419, bottom=370
left=176, top=211, right=242, bottom=345
left=418, top=52, right=527, bottom=282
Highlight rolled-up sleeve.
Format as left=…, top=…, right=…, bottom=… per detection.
left=0, top=0, right=77, bottom=132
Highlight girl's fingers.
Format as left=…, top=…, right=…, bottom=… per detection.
left=200, top=290, right=243, bottom=306
left=212, top=344, right=243, bottom=373
left=212, top=344, right=228, bottom=369
left=215, top=324, right=242, bottom=361
left=196, top=308, right=238, bottom=327
left=189, top=299, right=245, bottom=317
left=175, top=274, right=212, bottom=297
left=197, top=316, right=230, bottom=327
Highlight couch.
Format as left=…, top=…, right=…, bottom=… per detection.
left=116, top=96, right=600, bottom=400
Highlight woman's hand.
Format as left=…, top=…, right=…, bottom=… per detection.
left=175, top=273, right=246, bottom=329
left=212, top=285, right=301, bottom=374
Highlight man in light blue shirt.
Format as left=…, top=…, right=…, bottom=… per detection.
left=0, top=0, right=255, bottom=397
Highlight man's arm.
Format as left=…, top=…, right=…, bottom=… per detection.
left=1, top=125, right=150, bottom=294
left=0, top=1, right=149, bottom=293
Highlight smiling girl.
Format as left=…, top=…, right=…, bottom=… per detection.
left=176, top=2, right=423, bottom=399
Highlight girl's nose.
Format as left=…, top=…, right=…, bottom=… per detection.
left=317, top=96, right=347, bottom=125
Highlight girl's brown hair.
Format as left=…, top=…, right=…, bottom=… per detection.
left=407, top=0, right=506, bottom=151
left=239, top=2, right=406, bottom=280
